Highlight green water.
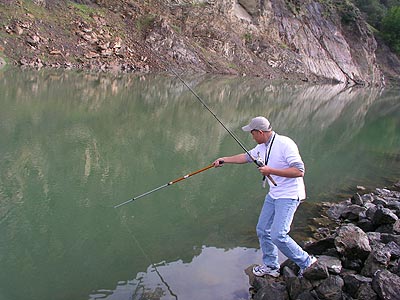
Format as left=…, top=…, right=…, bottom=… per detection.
left=0, top=69, right=399, bottom=300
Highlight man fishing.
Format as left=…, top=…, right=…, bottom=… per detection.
left=213, top=116, right=316, bottom=278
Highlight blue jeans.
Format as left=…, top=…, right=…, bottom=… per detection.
left=256, top=194, right=311, bottom=269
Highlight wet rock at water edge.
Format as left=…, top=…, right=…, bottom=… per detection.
left=246, top=185, right=400, bottom=300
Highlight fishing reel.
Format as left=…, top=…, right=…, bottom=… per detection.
left=253, top=158, right=268, bottom=188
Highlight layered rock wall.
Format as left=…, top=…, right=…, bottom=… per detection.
left=0, top=0, right=397, bottom=85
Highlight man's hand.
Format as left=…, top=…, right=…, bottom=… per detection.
left=258, top=165, right=272, bottom=176
left=213, top=159, right=225, bottom=167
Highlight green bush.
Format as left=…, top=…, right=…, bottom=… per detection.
left=338, top=1, right=359, bottom=24
left=353, top=0, right=386, bottom=28
left=381, top=6, right=400, bottom=53
left=135, top=14, right=156, bottom=33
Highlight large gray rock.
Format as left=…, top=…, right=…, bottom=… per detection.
left=357, top=282, right=378, bottom=300
left=247, top=186, right=400, bottom=300
left=381, top=233, right=400, bottom=245
left=366, top=204, right=378, bottom=220
left=361, top=244, right=391, bottom=277
left=253, top=280, right=288, bottom=300
left=245, top=264, right=289, bottom=300
left=372, top=269, right=400, bottom=300
left=327, top=200, right=352, bottom=220
left=317, top=255, right=342, bottom=274
left=357, top=218, right=376, bottom=232
left=340, top=204, right=367, bottom=221
left=343, top=273, right=372, bottom=298
left=282, top=267, right=313, bottom=300
left=304, top=237, right=335, bottom=255
left=373, top=207, right=398, bottom=225
left=384, top=241, right=400, bottom=258
left=334, top=224, right=371, bottom=260
left=387, top=202, right=400, bottom=216
left=302, top=259, right=329, bottom=281
left=315, top=275, right=344, bottom=300
left=351, top=193, right=364, bottom=206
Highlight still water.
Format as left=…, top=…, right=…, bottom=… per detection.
left=0, top=69, right=399, bottom=300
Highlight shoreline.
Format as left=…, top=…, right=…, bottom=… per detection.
left=246, top=180, right=400, bottom=300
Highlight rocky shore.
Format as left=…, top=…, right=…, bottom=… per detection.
left=245, top=182, right=400, bottom=300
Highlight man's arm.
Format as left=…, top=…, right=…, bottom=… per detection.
left=259, top=137, right=305, bottom=178
left=213, top=153, right=248, bottom=167
left=258, top=165, right=304, bottom=178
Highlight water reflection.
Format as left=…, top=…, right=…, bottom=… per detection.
left=89, top=247, right=266, bottom=300
left=0, top=69, right=399, bottom=300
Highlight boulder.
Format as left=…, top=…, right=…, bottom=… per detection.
left=351, top=193, right=364, bottom=206
left=316, top=255, right=342, bottom=274
left=247, top=186, right=400, bottom=300
left=343, top=273, right=372, bottom=298
left=302, top=259, right=329, bottom=281
left=282, top=267, right=313, bottom=300
left=340, top=204, right=367, bottom=221
left=372, top=197, right=388, bottom=207
left=334, top=224, right=371, bottom=261
left=362, top=193, right=375, bottom=203
left=315, top=275, right=344, bottom=300
left=366, top=204, right=378, bottom=220
left=357, top=282, right=378, bottom=300
left=327, top=201, right=351, bottom=220
left=304, top=237, right=335, bottom=255
left=372, top=269, right=400, bottom=300
left=356, top=219, right=376, bottom=232
left=373, top=207, right=398, bottom=226
left=361, top=245, right=391, bottom=277
left=253, top=280, right=288, bottom=300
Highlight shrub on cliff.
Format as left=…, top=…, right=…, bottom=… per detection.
left=381, top=6, right=400, bottom=54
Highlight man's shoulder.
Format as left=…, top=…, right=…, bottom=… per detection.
left=273, top=134, right=300, bottom=155
left=274, top=133, right=296, bottom=145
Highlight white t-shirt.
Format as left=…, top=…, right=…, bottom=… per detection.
left=246, top=132, right=306, bottom=200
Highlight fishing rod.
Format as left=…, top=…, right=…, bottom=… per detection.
left=170, top=69, right=277, bottom=187
left=114, top=162, right=221, bottom=208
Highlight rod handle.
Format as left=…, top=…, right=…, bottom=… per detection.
left=254, top=159, right=277, bottom=186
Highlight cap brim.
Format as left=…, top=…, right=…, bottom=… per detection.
left=242, top=125, right=252, bottom=131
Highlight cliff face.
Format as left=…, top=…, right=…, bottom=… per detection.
left=171, top=0, right=386, bottom=85
left=0, top=0, right=398, bottom=86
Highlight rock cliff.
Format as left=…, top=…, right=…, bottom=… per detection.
left=0, top=0, right=399, bottom=86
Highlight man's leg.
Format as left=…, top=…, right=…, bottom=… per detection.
left=256, top=194, right=279, bottom=269
left=270, top=198, right=311, bottom=269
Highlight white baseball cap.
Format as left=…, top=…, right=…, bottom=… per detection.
left=242, top=116, right=272, bottom=132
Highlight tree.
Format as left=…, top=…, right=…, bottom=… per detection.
left=381, top=6, right=400, bottom=53
left=353, top=0, right=387, bottom=28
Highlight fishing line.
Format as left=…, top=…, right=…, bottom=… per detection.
left=169, top=69, right=277, bottom=186
left=119, top=213, right=178, bottom=299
